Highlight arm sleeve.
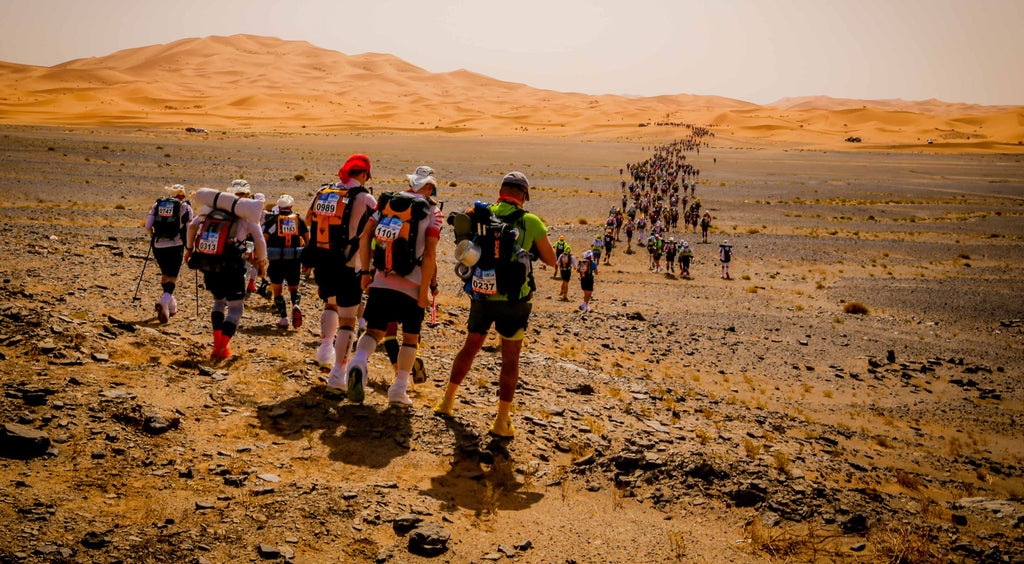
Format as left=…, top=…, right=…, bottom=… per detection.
left=144, top=204, right=156, bottom=230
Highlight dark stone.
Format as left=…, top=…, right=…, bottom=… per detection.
left=224, top=475, right=248, bottom=487
left=610, top=453, right=643, bottom=472
left=142, top=412, right=180, bottom=435
left=886, top=350, right=896, bottom=363
left=81, top=531, right=111, bottom=549
left=952, top=513, right=968, bottom=526
left=257, top=544, right=281, bottom=559
left=392, top=514, right=423, bottom=533
left=731, top=487, right=765, bottom=507
left=0, top=423, right=51, bottom=459
left=850, top=543, right=867, bottom=552
left=567, top=383, right=595, bottom=395
left=841, top=514, right=869, bottom=533
left=573, top=453, right=597, bottom=466
left=515, top=540, right=533, bottom=551
left=626, top=311, right=646, bottom=321
left=686, top=460, right=727, bottom=482
left=408, top=523, right=450, bottom=557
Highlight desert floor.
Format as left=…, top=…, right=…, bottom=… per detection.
left=1, top=125, right=1023, bottom=563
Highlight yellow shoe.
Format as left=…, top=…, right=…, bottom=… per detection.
left=433, top=396, right=455, bottom=417
left=488, top=414, right=515, bottom=438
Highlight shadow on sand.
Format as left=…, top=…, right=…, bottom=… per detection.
left=256, top=386, right=412, bottom=469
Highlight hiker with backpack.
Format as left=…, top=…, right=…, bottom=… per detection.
left=664, top=237, right=678, bottom=273
left=434, top=172, right=557, bottom=438
left=679, top=241, right=694, bottom=278
left=700, top=212, right=711, bottom=243
left=184, top=188, right=267, bottom=360
left=556, top=245, right=575, bottom=300
left=262, top=194, right=308, bottom=328
left=578, top=250, right=597, bottom=312
left=719, top=240, right=733, bottom=279
left=144, top=184, right=194, bottom=323
left=329, top=166, right=442, bottom=406
left=553, top=235, right=568, bottom=279
left=302, top=154, right=378, bottom=378
left=602, top=228, right=614, bottom=265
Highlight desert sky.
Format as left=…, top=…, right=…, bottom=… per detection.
left=1, top=0, right=1022, bottom=106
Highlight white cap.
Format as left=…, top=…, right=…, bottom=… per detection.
left=277, top=194, right=294, bottom=209
left=407, top=165, right=437, bottom=191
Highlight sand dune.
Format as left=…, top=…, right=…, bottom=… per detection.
left=1, top=34, right=1021, bottom=150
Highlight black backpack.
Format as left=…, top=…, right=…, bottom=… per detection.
left=453, top=202, right=531, bottom=300
left=371, top=191, right=430, bottom=277
left=152, top=197, right=183, bottom=240
left=187, top=210, right=244, bottom=272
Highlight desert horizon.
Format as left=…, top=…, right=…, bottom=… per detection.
left=1, top=34, right=1022, bottom=152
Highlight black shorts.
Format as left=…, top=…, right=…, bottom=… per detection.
left=267, top=259, right=302, bottom=287
left=153, top=245, right=184, bottom=278
left=560, top=270, right=572, bottom=282
left=466, top=299, right=532, bottom=341
left=580, top=277, right=594, bottom=292
left=313, top=262, right=362, bottom=307
left=363, top=288, right=425, bottom=335
left=203, top=269, right=246, bottom=301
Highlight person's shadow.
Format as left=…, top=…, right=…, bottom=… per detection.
left=419, top=416, right=543, bottom=515
left=257, top=387, right=412, bottom=468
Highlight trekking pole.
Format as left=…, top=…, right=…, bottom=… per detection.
left=131, top=238, right=154, bottom=301
left=427, top=295, right=438, bottom=328
left=195, top=268, right=200, bottom=318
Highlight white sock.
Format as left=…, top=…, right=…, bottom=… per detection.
left=393, top=371, right=411, bottom=391
left=351, top=334, right=376, bottom=366
left=320, top=309, right=338, bottom=342
left=334, top=328, right=356, bottom=367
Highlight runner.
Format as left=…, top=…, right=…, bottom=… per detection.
left=578, top=249, right=596, bottom=312
left=184, top=188, right=267, bottom=360
left=335, top=165, right=442, bottom=406
left=623, top=217, right=635, bottom=252
left=262, top=194, right=308, bottom=328
left=434, top=172, right=557, bottom=439
left=602, top=228, right=614, bottom=265
left=719, top=240, right=733, bottom=279
left=556, top=244, right=575, bottom=300
left=664, top=237, right=678, bottom=273
left=700, top=212, right=711, bottom=243
left=553, top=235, right=568, bottom=279
left=145, top=184, right=194, bottom=323
left=303, top=154, right=378, bottom=378
left=679, top=241, right=694, bottom=278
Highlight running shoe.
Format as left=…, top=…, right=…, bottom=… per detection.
left=315, top=340, right=335, bottom=373
left=433, top=396, right=455, bottom=417
left=168, top=295, right=178, bottom=317
left=411, top=356, right=427, bottom=384
left=346, top=360, right=366, bottom=404
left=488, top=414, right=515, bottom=438
left=325, top=368, right=348, bottom=396
left=155, top=300, right=169, bottom=324
left=387, top=381, right=412, bottom=406
left=291, top=306, right=303, bottom=328
left=276, top=317, right=289, bottom=328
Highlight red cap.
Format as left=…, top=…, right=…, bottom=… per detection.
left=339, top=154, right=372, bottom=183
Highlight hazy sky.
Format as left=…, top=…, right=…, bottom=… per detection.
left=2, top=0, right=1021, bottom=105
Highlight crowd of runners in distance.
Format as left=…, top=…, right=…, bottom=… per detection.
left=554, top=133, right=733, bottom=304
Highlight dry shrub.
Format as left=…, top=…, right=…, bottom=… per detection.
left=773, top=451, right=792, bottom=475
left=895, top=469, right=922, bottom=491
left=746, top=516, right=840, bottom=561
left=742, top=438, right=762, bottom=459
left=844, top=302, right=870, bottom=314
left=869, top=522, right=939, bottom=563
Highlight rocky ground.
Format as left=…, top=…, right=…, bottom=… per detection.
left=1, top=125, right=1023, bottom=563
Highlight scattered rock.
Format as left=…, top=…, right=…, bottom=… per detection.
left=0, top=423, right=51, bottom=459
left=408, top=523, right=450, bottom=557
left=257, top=544, right=281, bottom=559
left=392, top=514, right=423, bottom=533
left=80, top=531, right=111, bottom=549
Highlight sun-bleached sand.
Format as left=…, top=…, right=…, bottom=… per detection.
left=1, top=34, right=1021, bottom=152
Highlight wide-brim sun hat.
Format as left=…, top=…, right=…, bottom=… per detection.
left=277, top=194, right=294, bottom=209
left=407, top=165, right=437, bottom=191
left=166, top=184, right=186, bottom=199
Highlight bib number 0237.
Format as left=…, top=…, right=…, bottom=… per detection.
left=471, top=268, right=497, bottom=295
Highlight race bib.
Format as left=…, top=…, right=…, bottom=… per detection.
left=314, top=192, right=343, bottom=216
left=197, top=231, right=220, bottom=253
left=471, top=268, right=497, bottom=295
left=279, top=217, right=299, bottom=235
left=375, top=216, right=403, bottom=242
left=157, top=202, right=176, bottom=217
